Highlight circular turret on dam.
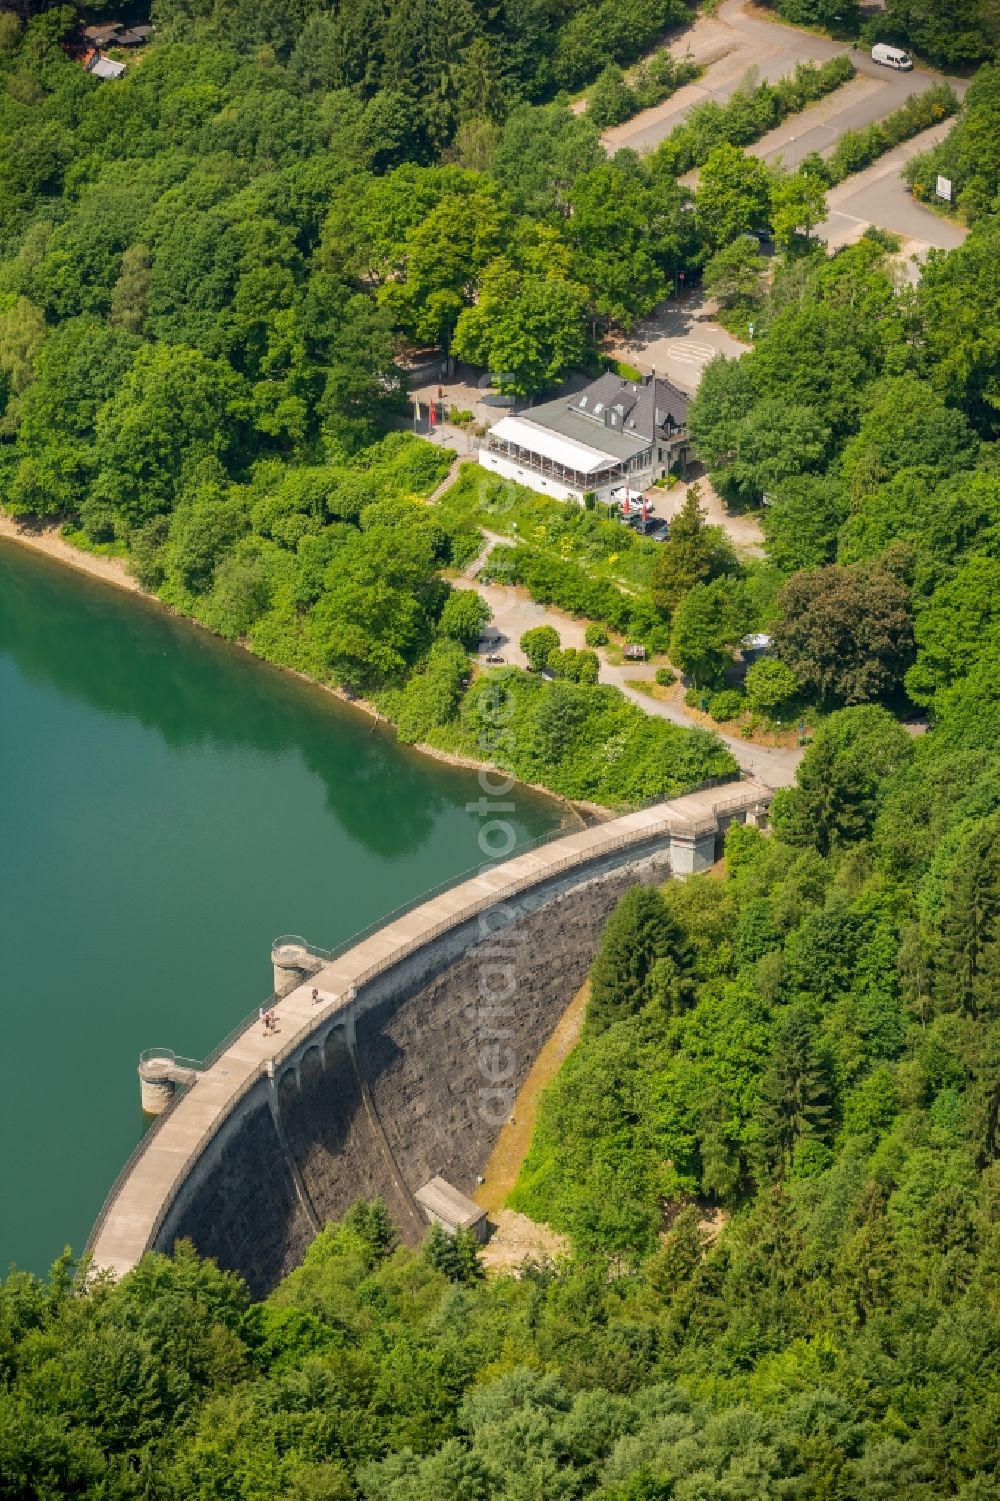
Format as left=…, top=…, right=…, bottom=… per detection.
left=271, top=936, right=329, bottom=998
left=138, top=1050, right=200, bottom=1116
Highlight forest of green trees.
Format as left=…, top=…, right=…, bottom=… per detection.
left=0, top=32, right=994, bottom=763
left=0, top=3, right=891, bottom=804
left=682, top=204, right=1000, bottom=726
left=3, top=0, right=995, bottom=783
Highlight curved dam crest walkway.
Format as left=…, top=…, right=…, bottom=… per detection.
left=89, top=780, right=771, bottom=1288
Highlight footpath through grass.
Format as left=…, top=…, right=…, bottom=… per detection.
left=435, top=463, right=664, bottom=595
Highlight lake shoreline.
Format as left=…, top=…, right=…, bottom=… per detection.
left=0, top=513, right=143, bottom=594
left=0, top=512, right=599, bottom=826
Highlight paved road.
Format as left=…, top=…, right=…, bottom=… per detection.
left=602, top=664, right=803, bottom=786
left=608, top=288, right=748, bottom=394
left=750, top=76, right=888, bottom=166
left=452, top=574, right=804, bottom=786
left=606, top=0, right=966, bottom=158
left=817, top=121, right=968, bottom=252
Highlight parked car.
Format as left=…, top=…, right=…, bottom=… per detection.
left=625, top=511, right=669, bottom=539
left=871, top=42, right=913, bottom=69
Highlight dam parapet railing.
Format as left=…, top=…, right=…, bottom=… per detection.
left=86, top=778, right=771, bottom=1279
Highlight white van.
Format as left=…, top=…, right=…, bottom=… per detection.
left=871, top=43, right=913, bottom=69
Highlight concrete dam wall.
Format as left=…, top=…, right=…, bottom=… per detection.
left=158, top=850, right=669, bottom=1295
left=88, top=785, right=771, bottom=1296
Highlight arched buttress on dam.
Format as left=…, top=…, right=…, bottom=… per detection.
left=88, top=785, right=771, bottom=1297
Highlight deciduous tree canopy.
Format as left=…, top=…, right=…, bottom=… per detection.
left=772, top=561, right=914, bottom=708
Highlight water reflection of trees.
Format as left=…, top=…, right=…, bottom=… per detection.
left=0, top=546, right=558, bottom=859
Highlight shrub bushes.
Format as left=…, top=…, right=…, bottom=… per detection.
left=437, top=589, right=492, bottom=647
left=436, top=466, right=660, bottom=600
left=433, top=668, right=737, bottom=805
left=744, top=657, right=800, bottom=716
left=377, top=639, right=470, bottom=744
left=587, top=63, right=634, bottom=128
left=520, top=624, right=561, bottom=670
left=819, top=84, right=958, bottom=185
left=487, top=546, right=635, bottom=631
left=614, top=360, right=643, bottom=383
left=631, top=49, right=700, bottom=111
left=654, top=55, right=855, bottom=175
left=549, top=647, right=600, bottom=683
left=552, top=0, right=691, bottom=90
left=585, top=623, right=610, bottom=646
left=708, top=688, right=745, bottom=722
left=587, top=53, right=700, bottom=129
left=655, top=666, right=677, bottom=686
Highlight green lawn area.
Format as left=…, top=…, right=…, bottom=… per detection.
left=435, top=463, right=661, bottom=597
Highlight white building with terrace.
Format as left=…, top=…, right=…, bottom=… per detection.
left=479, top=371, right=690, bottom=504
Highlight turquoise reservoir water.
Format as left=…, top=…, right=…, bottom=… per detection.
left=0, top=542, right=561, bottom=1276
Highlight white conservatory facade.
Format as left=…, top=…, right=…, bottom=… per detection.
left=479, top=372, right=690, bottom=504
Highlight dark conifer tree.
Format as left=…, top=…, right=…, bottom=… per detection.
left=344, top=1197, right=398, bottom=1266
left=759, top=1007, right=832, bottom=1171
left=834, top=1181, right=896, bottom=1327
left=586, top=884, right=680, bottom=1035
left=933, top=816, right=1000, bottom=1022
left=424, top=1223, right=484, bottom=1283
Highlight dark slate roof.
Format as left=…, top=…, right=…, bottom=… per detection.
left=525, top=372, right=689, bottom=462
left=521, top=399, right=646, bottom=462
left=575, top=371, right=689, bottom=434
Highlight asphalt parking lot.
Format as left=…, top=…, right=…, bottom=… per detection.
left=605, top=0, right=966, bottom=160
left=816, top=123, right=969, bottom=252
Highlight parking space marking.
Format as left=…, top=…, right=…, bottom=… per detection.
left=664, top=341, right=719, bottom=366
